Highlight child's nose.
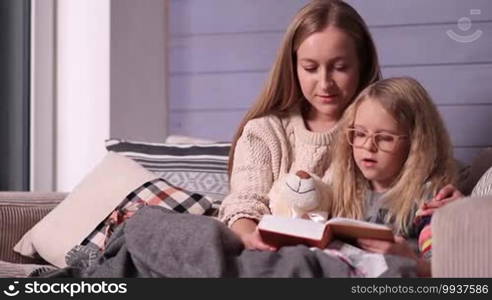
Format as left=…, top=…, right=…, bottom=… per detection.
left=361, top=137, right=378, bottom=152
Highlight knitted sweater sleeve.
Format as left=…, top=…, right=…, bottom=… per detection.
left=218, top=118, right=282, bottom=227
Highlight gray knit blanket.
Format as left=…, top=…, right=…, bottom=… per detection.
left=41, top=206, right=418, bottom=278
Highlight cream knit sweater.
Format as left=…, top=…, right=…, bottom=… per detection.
left=218, top=109, right=339, bottom=227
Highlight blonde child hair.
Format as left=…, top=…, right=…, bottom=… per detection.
left=228, top=0, right=381, bottom=175
left=329, top=77, right=457, bottom=235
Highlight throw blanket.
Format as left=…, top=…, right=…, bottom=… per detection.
left=41, top=206, right=417, bottom=278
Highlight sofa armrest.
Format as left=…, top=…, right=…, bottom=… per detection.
left=0, top=192, right=67, bottom=264
left=432, top=195, right=492, bottom=277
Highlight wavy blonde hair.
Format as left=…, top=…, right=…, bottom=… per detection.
left=228, top=0, right=381, bottom=175
left=329, top=77, right=457, bottom=235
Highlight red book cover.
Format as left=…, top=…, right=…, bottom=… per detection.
left=258, top=215, right=394, bottom=249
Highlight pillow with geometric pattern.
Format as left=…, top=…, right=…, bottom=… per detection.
left=105, top=139, right=231, bottom=213
left=65, top=177, right=214, bottom=269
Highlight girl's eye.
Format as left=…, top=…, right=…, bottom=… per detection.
left=354, top=130, right=367, bottom=138
left=376, top=134, right=395, bottom=142
left=334, top=65, right=347, bottom=71
left=303, top=66, right=317, bottom=72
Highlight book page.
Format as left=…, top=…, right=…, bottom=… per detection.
left=327, top=217, right=391, bottom=230
left=258, top=215, right=326, bottom=240
left=326, top=217, right=394, bottom=242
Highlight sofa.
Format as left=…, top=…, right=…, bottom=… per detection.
left=1, top=139, right=491, bottom=278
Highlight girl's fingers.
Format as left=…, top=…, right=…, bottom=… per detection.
left=434, top=184, right=454, bottom=201
left=256, top=239, right=277, bottom=251
left=417, top=208, right=436, bottom=217
left=416, top=205, right=436, bottom=216
left=434, top=184, right=463, bottom=202
left=255, top=242, right=276, bottom=251
left=421, top=185, right=463, bottom=216
left=422, top=200, right=448, bottom=209
left=359, top=236, right=417, bottom=259
left=418, top=198, right=457, bottom=217
left=244, top=239, right=275, bottom=251
left=252, top=230, right=277, bottom=251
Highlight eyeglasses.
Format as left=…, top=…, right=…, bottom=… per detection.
left=346, top=128, right=408, bottom=153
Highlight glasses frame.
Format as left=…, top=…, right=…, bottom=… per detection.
left=345, top=127, right=408, bottom=153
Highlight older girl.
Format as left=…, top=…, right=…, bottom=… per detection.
left=218, top=0, right=380, bottom=250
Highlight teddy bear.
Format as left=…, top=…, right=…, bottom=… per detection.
left=268, top=170, right=331, bottom=223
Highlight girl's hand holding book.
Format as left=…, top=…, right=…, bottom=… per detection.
left=357, top=236, right=431, bottom=277
left=356, top=236, right=417, bottom=260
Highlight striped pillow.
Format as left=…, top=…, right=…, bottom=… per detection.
left=105, top=139, right=230, bottom=210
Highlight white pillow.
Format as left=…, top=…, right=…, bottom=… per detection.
left=164, top=134, right=217, bottom=144
left=14, top=152, right=158, bottom=268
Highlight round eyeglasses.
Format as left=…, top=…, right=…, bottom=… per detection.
left=346, top=128, right=408, bottom=152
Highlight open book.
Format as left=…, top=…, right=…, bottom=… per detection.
left=258, top=215, right=394, bottom=249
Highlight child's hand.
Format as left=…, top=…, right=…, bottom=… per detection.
left=434, top=184, right=464, bottom=202
left=240, top=228, right=277, bottom=252
left=416, top=184, right=463, bottom=217
left=357, top=237, right=431, bottom=277
left=231, top=218, right=277, bottom=251
left=356, top=236, right=417, bottom=260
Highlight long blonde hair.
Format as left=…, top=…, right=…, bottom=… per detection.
left=228, top=0, right=381, bottom=175
left=330, top=77, right=457, bottom=235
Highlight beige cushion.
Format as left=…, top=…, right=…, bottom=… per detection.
left=14, top=152, right=158, bottom=268
left=432, top=195, right=492, bottom=277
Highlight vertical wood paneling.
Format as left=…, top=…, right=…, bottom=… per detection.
left=169, top=0, right=492, bottom=164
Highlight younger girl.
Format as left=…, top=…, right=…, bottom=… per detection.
left=329, top=77, right=457, bottom=275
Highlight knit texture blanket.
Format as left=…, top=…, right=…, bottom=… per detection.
left=41, top=206, right=417, bottom=278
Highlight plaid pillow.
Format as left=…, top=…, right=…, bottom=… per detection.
left=65, top=178, right=214, bottom=268
left=105, top=139, right=231, bottom=210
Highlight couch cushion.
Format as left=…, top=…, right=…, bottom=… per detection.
left=0, top=260, right=58, bottom=278
left=0, top=192, right=66, bottom=264
left=105, top=139, right=231, bottom=210
left=432, top=195, right=492, bottom=277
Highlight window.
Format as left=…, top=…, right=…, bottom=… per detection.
left=0, top=0, right=30, bottom=190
